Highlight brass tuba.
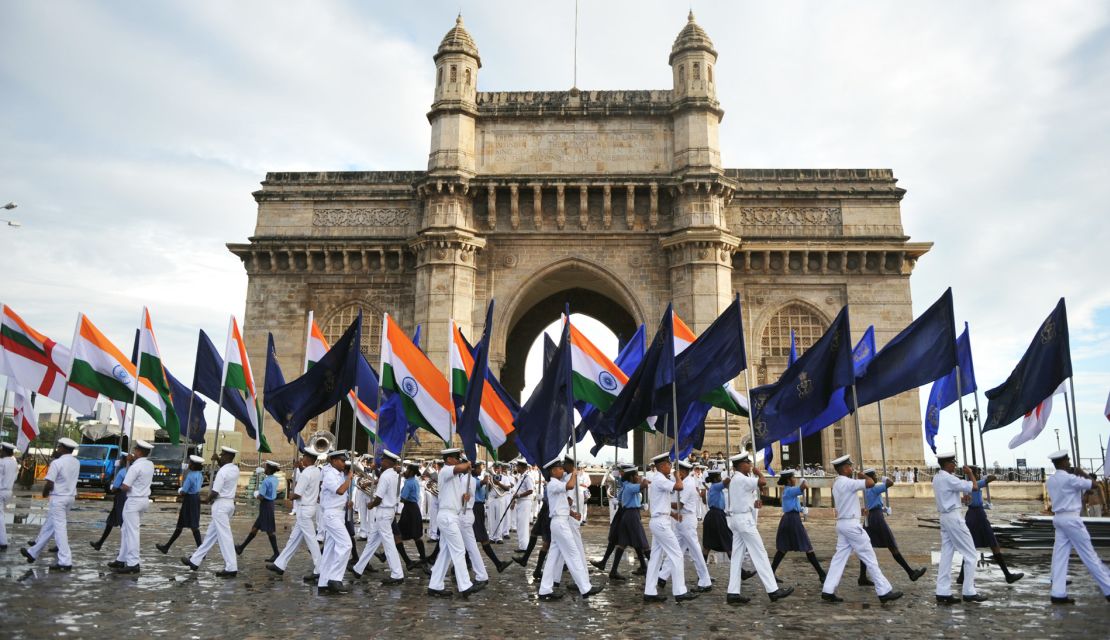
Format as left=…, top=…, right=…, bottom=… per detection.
left=307, top=431, right=336, bottom=456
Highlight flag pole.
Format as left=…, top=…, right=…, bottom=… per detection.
left=876, top=399, right=890, bottom=510
left=971, top=389, right=991, bottom=503
left=349, top=387, right=358, bottom=453
left=741, top=293, right=757, bottom=457
left=723, top=411, right=731, bottom=465
left=53, top=384, right=70, bottom=447
left=849, top=385, right=864, bottom=469
left=124, top=309, right=145, bottom=450
left=181, top=344, right=201, bottom=471
left=0, top=379, right=9, bottom=442
left=1067, top=377, right=1082, bottom=465
left=1062, top=387, right=1078, bottom=464
left=797, top=424, right=806, bottom=510
left=954, top=365, right=969, bottom=468
left=211, top=316, right=233, bottom=466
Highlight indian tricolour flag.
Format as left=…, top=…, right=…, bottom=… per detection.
left=449, top=319, right=515, bottom=454
left=69, top=313, right=168, bottom=430
left=137, top=308, right=180, bottom=443
left=381, top=313, right=453, bottom=442
left=567, top=318, right=628, bottom=411
left=304, top=311, right=329, bottom=371
left=223, top=316, right=269, bottom=453
left=0, top=304, right=97, bottom=415
left=673, top=309, right=697, bottom=355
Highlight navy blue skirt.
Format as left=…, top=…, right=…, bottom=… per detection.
left=965, top=506, right=998, bottom=548
left=534, top=502, right=551, bottom=541
left=253, top=499, right=276, bottom=533
left=607, top=506, right=625, bottom=544
left=176, top=493, right=201, bottom=530
left=702, top=507, right=732, bottom=552
left=775, top=511, right=813, bottom=553
left=615, top=507, right=648, bottom=549
left=865, top=509, right=897, bottom=548
left=105, top=491, right=127, bottom=527
left=396, top=501, right=423, bottom=541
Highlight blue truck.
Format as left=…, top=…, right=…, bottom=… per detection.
left=76, top=444, right=121, bottom=488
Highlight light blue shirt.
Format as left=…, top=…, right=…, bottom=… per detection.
left=707, top=482, right=726, bottom=510
left=865, top=483, right=887, bottom=511
left=968, top=478, right=988, bottom=507
left=619, top=481, right=642, bottom=509
left=259, top=474, right=278, bottom=501
left=180, top=470, right=203, bottom=495
left=474, top=477, right=489, bottom=503
left=781, top=485, right=803, bottom=513
left=400, top=476, right=420, bottom=502
left=111, top=466, right=128, bottom=490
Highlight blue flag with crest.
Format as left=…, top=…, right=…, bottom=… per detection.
left=923, top=323, right=976, bottom=453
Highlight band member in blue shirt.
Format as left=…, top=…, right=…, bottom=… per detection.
left=858, top=469, right=926, bottom=586
left=90, top=453, right=130, bottom=551
left=157, top=455, right=205, bottom=553
left=770, top=470, right=826, bottom=582
left=235, top=460, right=281, bottom=561
left=958, top=466, right=1023, bottom=585
left=701, top=468, right=732, bottom=560
left=394, top=461, right=429, bottom=570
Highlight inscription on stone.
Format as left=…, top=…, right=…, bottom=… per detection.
left=478, top=125, right=667, bottom=174
left=313, top=208, right=412, bottom=227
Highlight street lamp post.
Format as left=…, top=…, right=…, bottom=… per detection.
left=1055, top=428, right=1061, bottom=450
left=962, top=408, right=979, bottom=466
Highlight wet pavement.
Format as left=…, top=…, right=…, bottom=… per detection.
left=1, top=490, right=1108, bottom=639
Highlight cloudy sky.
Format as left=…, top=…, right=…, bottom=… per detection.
left=1, top=1, right=1107, bottom=469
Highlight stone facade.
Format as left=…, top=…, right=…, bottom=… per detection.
left=228, top=13, right=931, bottom=469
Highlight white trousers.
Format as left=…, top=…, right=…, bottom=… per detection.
left=645, top=515, right=688, bottom=596
left=539, top=515, right=592, bottom=595
left=30, top=496, right=74, bottom=566
left=355, top=507, right=404, bottom=578
left=0, top=494, right=10, bottom=547
left=514, top=500, right=532, bottom=550
left=659, top=515, right=712, bottom=587
left=428, top=511, right=472, bottom=592
left=496, top=496, right=512, bottom=540
left=460, top=511, right=488, bottom=581
left=823, top=519, right=893, bottom=596
left=1051, top=513, right=1110, bottom=598
left=316, top=504, right=325, bottom=542
left=577, top=489, right=589, bottom=524
left=427, top=499, right=439, bottom=540
left=486, top=498, right=503, bottom=540
left=273, top=506, right=321, bottom=573
left=935, top=510, right=977, bottom=597
left=355, top=493, right=371, bottom=538
left=116, top=497, right=149, bottom=566
left=317, top=508, right=352, bottom=586
left=191, top=499, right=237, bottom=572
left=727, top=511, right=778, bottom=594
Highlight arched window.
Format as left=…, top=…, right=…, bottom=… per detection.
left=761, top=303, right=827, bottom=358
left=464, top=68, right=471, bottom=86
left=323, top=303, right=379, bottom=358
left=693, top=62, right=701, bottom=80
left=450, top=65, right=457, bottom=83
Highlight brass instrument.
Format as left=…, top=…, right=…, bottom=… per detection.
left=306, top=431, right=336, bottom=467
left=352, top=459, right=377, bottom=498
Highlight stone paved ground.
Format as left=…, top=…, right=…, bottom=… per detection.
left=1, top=490, right=1107, bottom=639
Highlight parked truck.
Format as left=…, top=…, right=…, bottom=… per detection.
left=76, top=444, right=121, bottom=488
left=148, top=443, right=190, bottom=491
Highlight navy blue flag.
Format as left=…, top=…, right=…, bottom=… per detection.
left=923, top=323, right=976, bottom=453
left=584, top=324, right=646, bottom=455
left=514, top=314, right=574, bottom=467
left=764, top=330, right=799, bottom=474
left=594, top=305, right=675, bottom=445
left=673, top=400, right=712, bottom=461
left=378, top=325, right=420, bottom=455
left=543, top=332, right=558, bottom=369
left=263, top=312, right=362, bottom=440
left=751, top=306, right=855, bottom=451
left=854, top=288, right=958, bottom=407
left=458, top=300, right=495, bottom=461
left=193, top=329, right=253, bottom=427
left=671, top=296, right=747, bottom=437
left=166, top=368, right=206, bottom=444
left=983, top=298, right=1072, bottom=432
left=262, top=333, right=287, bottom=436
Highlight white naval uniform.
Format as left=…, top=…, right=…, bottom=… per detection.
left=317, top=465, right=353, bottom=587
left=513, top=473, right=535, bottom=550
left=116, top=456, right=153, bottom=567
left=822, top=475, right=893, bottom=597
left=354, top=479, right=372, bottom=539
left=694, top=472, right=708, bottom=521
left=190, top=462, right=240, bottom=572
left=273, top=464, right=321, bottom=573
left=644, top=470, right=688, bottom=597
left=354, top=466, right=404, bottom=579
left=576, top=472, right=592, bottom=524
left=530, top=468, right=542, bottom=520
left=659, top=477, right=712, bottom=588
left=726, top=471, right=778, bottom=595
left=496, top=479, right=514, bottom=540
left=0, top=455, right=17, bottom=548
left=607, top=470, right=621, bottom=523
left=29, top=453, right=80, bottom=565
left=428, top=465, right=474, bottom=592
left=459, top=474, right=488, bottom=582
left=1046, top=469, right=1110, bottom=598
left=932, top=470, right=979, bottom=597
left=539, top=474, right=592, bottom=596
left=426, top=477, right=440, bottom=540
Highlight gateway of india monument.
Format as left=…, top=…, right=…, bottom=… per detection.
left=228, top=13, right=932, bottom=469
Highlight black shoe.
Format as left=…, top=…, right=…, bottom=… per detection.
left=234, top=545, right=244, bottom=556
left=740, top=569, right=756, bottom=580
left=532, top=567, right=543, bottom=580
left=935, top=595, right=960, bottom=605
left=643, top=594, right=668, bottom=603
left=1050, top=596, right=1075, bottom=605
left=349, top=567, right=364, bottom=580
left=266, top=553, right=278, bottom=563
left=406, top=560, right=422, bottom=571
left=375, top=552, right=386, bottom=563
left=582, top=585, right=605, bottom=598
left=495, top=560, right=512, bottom=574
left=590, top=559, right=606, bottom=571
left=675, top=591, right=700, bottom=602
left=858, top=577, right=874, bottom=587
left=302, top=573, right=320, bottom=584
left=693, top=584, right=713, bottom=593
left=879, top=590, right=903, bottom=603
left=1005, top=572, right=1025, bottom=584
left=325, top=580, right=349, bottom=594
left=472, top=580, right=489, bottom=592
left=513, top=556, right=528, bottom=567
left=909, top=567, right=927, bottom=582
left=657, top=578, right=667, bottom=589
left=112, top=564, right=140, bottom=574
left=727, top=593, right=751, bottom=605
left=538, top=591, right=564, bottom=601
left=769, top=586, right=794, bottom=602
left=963, top=594, right=988, bottom=603
left=20, top=548, right=35, bottom=563
left=155, top=543, right=169, bottom=555
left=427, top=587, right=453, bottom=598
left=107, top=560, right=125, bottom=569
left=89, top=541, right=102, bottom=551
left=215, top=570, right=237, bottom=578
left=459, top=584, right=481, bottom=598
left=608, top=571, right=628, bottom=581
left=821, top=592, right=843, bottom=603
left=265, top=562, right=284, bottom=575
left=818, top=572, right=828, bottom=584
left=632, top=565, right=648, bottom=576
left=50, top=564, right=74, bottom=572
left=381, top=576, right=404, bottom=586
left=180, top=557, right=198, bottom=571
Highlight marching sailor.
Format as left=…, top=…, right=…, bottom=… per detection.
left=267, top=448, right=323, bottom=582
left=468, top=460, right=512, bottom=574
left=315, top=450, right=355, bottom=594
left=156, top=455, right=205, bottom=554
left=956, top=466, right=1024, bottom=585
left=658, top=460, right=713, bottom=592
left=643, top=453, right=697, bottom=603
left=90, top=453, right=129, bottom=551
left=182, top=446, right=240, bottom=578
left=235, top=460, right=281, bottom=561
left=109, top=439, right=154, bottom=573
left=820, top=454, right=902, bottom=603
left=352, top=449, right=405, bottom=584
left=511, top=459, right=535, bottom=552
left=395, top=460, right=429, bottom=570
left=0, top=442, right=16, bottom=552
left=1045, top=450, right=1110, bottom=604
left=22, top=437, right=80, bottom=570
left=456, top=457, right=491, bottom=591
left=770, top=469, right=826, bottom=583
left=724, top=452, right=793, bottom=604
left=537, top=456, right=604, bottom=600
left=932, top=450, right=986, bottom=604
left=427, top=448, right=478, bottom=598
left=858, top=469, right=927, bottom=586
left=426, top=460, right=442, bottom=542
left=575, top=460, right=592, bottom=525
left=701, top=468, right=732, bottom=562
left=591, top=463, right=648, bottom=578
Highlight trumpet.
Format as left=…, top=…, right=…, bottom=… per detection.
left=352, top=459, right=376, bottom=498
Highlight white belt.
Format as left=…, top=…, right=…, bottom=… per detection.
left=729, top=510, right=752, bottom=516
left=837, top=516, right=859, bottom=521
left=1054, top=511, right=1080, bottom=518
left=214, top=496, right=234, bottom=503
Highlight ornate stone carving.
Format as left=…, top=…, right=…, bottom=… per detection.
left=628, top=254, right=643, bottom=268
left=503, top=254, right=518, bottom=268
left=313, top=208, right=412, bottom=227
left=738, top=206, right=841, bottom=226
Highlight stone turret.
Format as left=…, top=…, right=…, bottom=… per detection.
left=428, top=15, right=480, bottom=176
left=669, top=11, right=722, bottom=172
